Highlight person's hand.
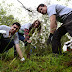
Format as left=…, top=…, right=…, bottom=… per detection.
left=0, top=30, right=6, bottom=34
left=21, top=57, right=25, bottom=61
left=27, top=40, right=32, bottom=43
left=47, top=33, right=53, bottom=45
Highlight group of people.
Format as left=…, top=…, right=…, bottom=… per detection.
left=0, top=3, right=72, bottom=61
left=0, top=20, right=41, bottom=61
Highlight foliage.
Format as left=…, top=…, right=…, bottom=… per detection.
left=0, top=51, right=72, bottom=72
left=0, top=2, right=20, bottom=26
left=0, top=0, right=72, bottom=72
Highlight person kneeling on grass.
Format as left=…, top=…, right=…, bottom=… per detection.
left=0, top=22, right=25, bottom=61
left=14, top=20, right=41, bottom=58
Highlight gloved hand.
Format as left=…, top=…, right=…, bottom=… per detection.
left=47, top=33, right=53, bottom=45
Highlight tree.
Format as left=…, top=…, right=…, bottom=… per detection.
left=0, top=2, right=20, bottom=26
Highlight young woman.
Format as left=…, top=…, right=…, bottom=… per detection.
left=14, top=20, right=41, bottom=58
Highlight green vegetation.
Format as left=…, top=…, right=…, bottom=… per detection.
left=0, top=34, right=71, bottom=72
left=0, top=1, right=72, bottom=72
left=0, top=50, right=72, bottom=72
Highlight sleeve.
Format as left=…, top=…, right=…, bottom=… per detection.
left=24, top=29, right=30, bottom=41
left=47, top=5, right=57, bottom=17
left=14, top=32, right=19, bottom=44
left=0, top=25, right=6, bottom=30
left=24, top=23, right=32, bottom=30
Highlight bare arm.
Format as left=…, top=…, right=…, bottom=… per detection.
left=15, top=44, right=24, bottom=59
left=50, top=15, right=57, bottom=34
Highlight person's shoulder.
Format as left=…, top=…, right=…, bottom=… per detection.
left=47, top=4, right=62, bottom=9
left=26, top=23, right=32, bottom=25
left=21, top=23, right=32, bottom=27
left=51, top=4, right=64, bottom=7
left=29, top=23, right=32, bottom=25
left=25, top=23, right=32, bottom=26
left=22, top=23, right=31, bottom=25
left=0, top=25, right=9, bottom=27
left=0, top=25, right=6, bottom=26
left=48, top=4, right=58, bottom=7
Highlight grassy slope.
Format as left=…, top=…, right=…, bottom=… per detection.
left=0, top=50, right=72, bottom=72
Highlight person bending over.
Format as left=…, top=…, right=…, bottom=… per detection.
left=37, top=4, right=72, bottom=54
left=0, top=22, right=25, bottom=61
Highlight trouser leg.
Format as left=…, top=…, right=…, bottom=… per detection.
left=52, top=25, right=67, bottom=54
left=0, top=38, right=14, bottom=53
left=52, top=13, right=72, bottom=54
left=64, top=13, right=72, bottom=37
left=0, top=33, right=3, bottom=48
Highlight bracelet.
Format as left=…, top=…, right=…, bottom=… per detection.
left=21, top=57, right=25, bottom=61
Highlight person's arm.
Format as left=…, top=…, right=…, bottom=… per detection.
left=47, top=15, right=57, bottom=45
left=15, top=44, right=25, bottom=60
left=50, top=15, right=57, bottom=34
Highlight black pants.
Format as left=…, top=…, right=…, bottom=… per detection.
left=0, top=34, right=14, bottom=53
left=52, top=13, right=72, bottom=54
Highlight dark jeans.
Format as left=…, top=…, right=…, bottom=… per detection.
left=52, top=13, right=72, bottom=54
left=0, top=34, right=14, bottom=53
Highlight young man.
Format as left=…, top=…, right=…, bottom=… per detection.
left=0, top=22, right=25, bottom=61
left=37, top=4, right=72, bottom=54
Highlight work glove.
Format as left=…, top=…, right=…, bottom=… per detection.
left=47, top=33, right=53, bottom=45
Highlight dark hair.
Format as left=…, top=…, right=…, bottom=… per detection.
left=29, top=20, right=41, bottom=34
left=12, top=22, right=21, bottom=29
left=37, top=4, right=45, bottom=12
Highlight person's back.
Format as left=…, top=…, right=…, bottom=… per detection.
left=47, top=4, right=72, bottom=17
left=20, top=23, right=32, bottom=30
left=47, top=4, right=72, bottom=22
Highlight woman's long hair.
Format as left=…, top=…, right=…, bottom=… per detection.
left=29, top=20, right=41, bottom=34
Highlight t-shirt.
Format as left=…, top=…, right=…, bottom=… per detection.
left=47, top=4, right=72, bottom=22
left=19, top=23, right=32, bottom=41
left=0, top=25, right=19, bottom=44
left=20, top=23, right=32, bottom=30
left=19, top=23, right=32, bottom=34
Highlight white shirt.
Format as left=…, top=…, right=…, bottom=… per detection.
left=20, top=23, right=32, bottom=30
left=0, top=25, right=19, bottom=44
left=47, top=4, right=72, bottom=20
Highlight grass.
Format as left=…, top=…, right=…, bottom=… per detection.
left=0, top=49, right=72, bottom=72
